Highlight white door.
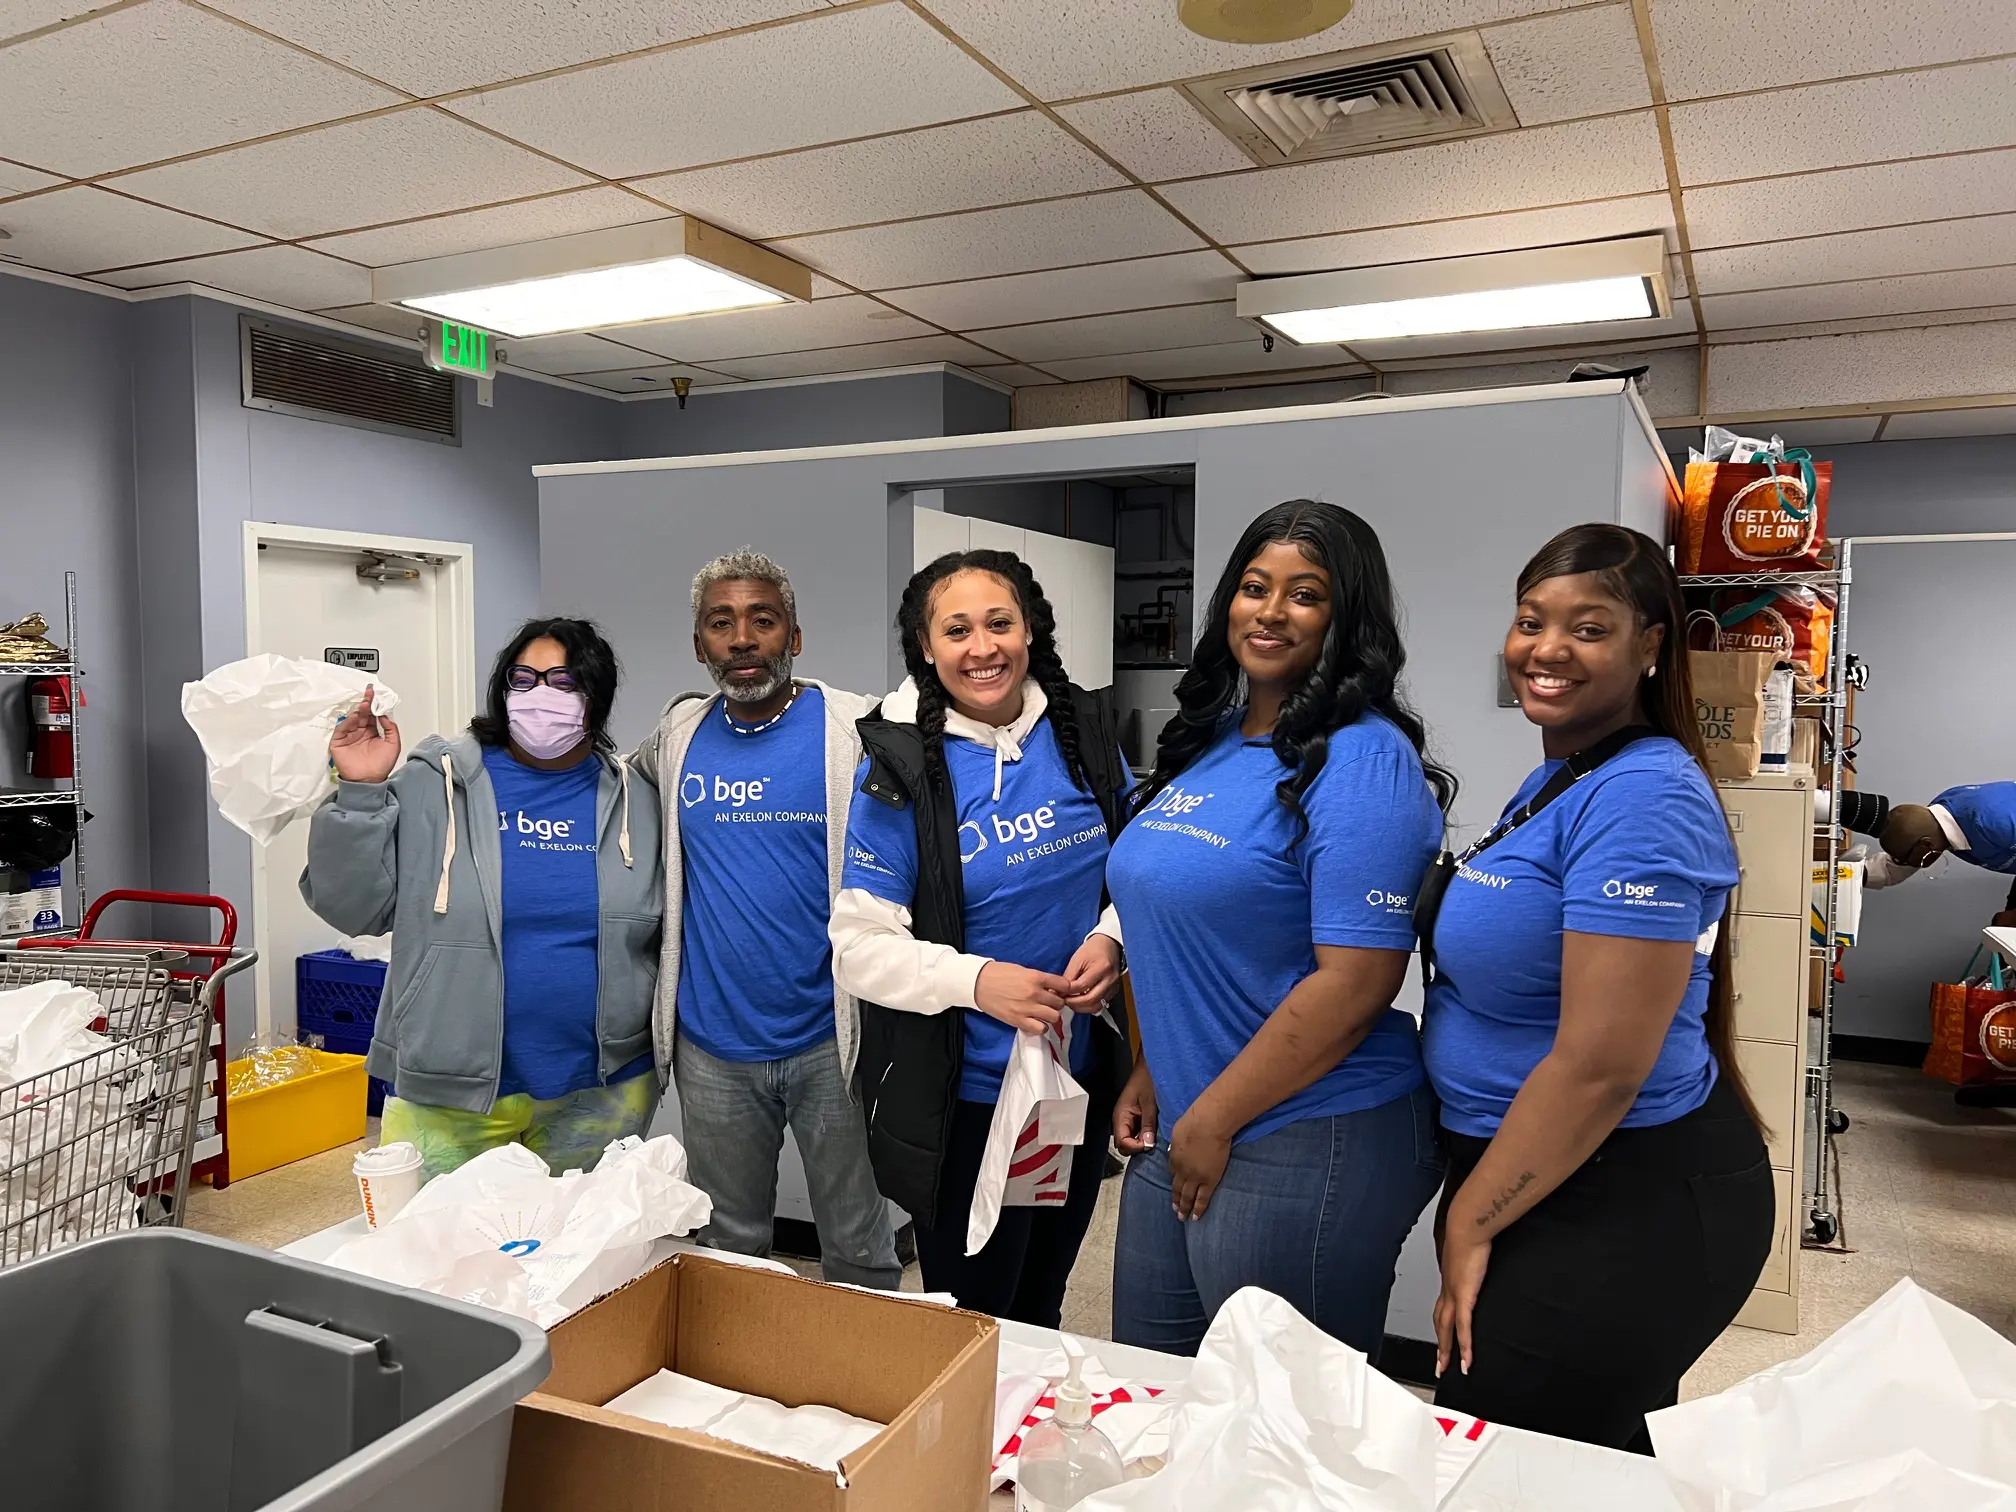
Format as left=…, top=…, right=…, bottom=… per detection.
left=247, top=532, right=472, bottom=1039
left=911, top=507, right=1115, bottom=689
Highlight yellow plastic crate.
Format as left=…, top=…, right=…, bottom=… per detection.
left=224, top=1048, right=368, bottom=1182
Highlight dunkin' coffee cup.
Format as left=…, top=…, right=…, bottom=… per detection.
left=354, top=1141, right=424, bottom=1228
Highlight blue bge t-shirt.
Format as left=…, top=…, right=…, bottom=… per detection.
left=1933, top=782, right=2016, bottom=874
left=842, top=720, right=1107, bottom=1102
left=483, top=746, right=610, bottom=1101
left=1105, top=713, right=1441, bottom=1145
left=677, top=688, right=835, bottom=1062
left=1421, top=737, right=1740, bottom=1138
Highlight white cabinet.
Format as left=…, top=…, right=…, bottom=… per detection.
left=912, top=508, right=1115, bottom=689
left=1719, top=766, right=1814, bottom=1336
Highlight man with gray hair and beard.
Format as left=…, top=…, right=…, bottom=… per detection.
left=631, top=548, right=899, bottom=1287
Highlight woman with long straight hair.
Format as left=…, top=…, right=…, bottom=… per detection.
left=1422, top=523, right=1774, bottom=1451
left=303, top=617, right=664, bottom=1176
left=1101, top=500, right=1454, bottom=1357
left=829, top=550, right=1133, bottom=1322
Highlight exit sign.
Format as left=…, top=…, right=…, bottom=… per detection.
left=426, top=320, right=494, bottom=379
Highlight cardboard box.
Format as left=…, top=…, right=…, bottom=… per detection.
left=505, top=1253, right=998, bottom=1512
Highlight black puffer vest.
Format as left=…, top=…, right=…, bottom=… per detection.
left=852, top=684, right=1131, bottom=1227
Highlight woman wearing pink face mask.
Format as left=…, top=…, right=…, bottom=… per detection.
left=302, top=618, right=665, bottom=1177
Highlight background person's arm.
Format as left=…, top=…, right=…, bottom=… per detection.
left=1434, top=930, right=1695, bottom=1374
left=1169, top=945, right=1410, bottom=1216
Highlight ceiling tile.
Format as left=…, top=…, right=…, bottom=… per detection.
left=882, top=249, right=1238, bottom=328
left=1706, top=321, right=2016, bottom=413
left=447, top=5, right=1020, bottom=179
left=94, top=244, right=373, bottom=306
left=1683, top=152, right=2016, bottom=250
left=632, top=111, right=1124, bottom=240
left=1162, top=112, right=1666, bottom=244
left=1653, top=0, right=2016, bottom=102
left=496, top=331, right=669, bottom=374
left=206, top=0, right=827, bottom=96
left=1700, top=266, right=2016, bottom=330
left=1693, top=214, right=2016, bottom=296
left=1707, top=304, right=2016, bottom=344
left=607, top=294, right=933, bottom=361
left=705, top=333, right=1000, bottom=380
left=306, top=188, right=668, bottom=266
left=0, top=185, right=261, bottom=274
left=563, top=363, right=737, bottom=393
left=921, top=0, right=1581, bottom=102
left=0, top=1, right=401, bottom=179
left=777, top=190, right=1204, bottom=289
left=318, top=302, right=430, bottom=339
left=0, top=1, right=110, bottom=43
left=1041, top=340, right=1363, bottom=383
left=972, top=301, right=1255, bottom=363
left=1234, top=193, right=1672, bottom=274
left=967, top=363, right=1059, bottom=386
left=116, top=109, right=590, bottom=240
left=1755, top=417, right=1882, bottom=445
left=1483, top=4, right=1650, bottom=126
left=809, top=274, right=850, bottom=298
left=0, top=160, right=67, bottom=197
left=1349, top=311, right=1696, bottom=363
left=1670, top=59, right=2016, bottom=184
left=1881, top=404, right=2016, bottom=440
left=1054, top=89, right=1252, bottom=181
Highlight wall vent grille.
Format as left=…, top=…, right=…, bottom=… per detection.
left=241, top=319, right=459, bottom=445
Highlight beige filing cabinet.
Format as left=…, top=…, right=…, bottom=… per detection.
left=1717, top=766, right=1814, bottom=1334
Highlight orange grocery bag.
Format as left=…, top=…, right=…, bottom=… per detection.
left=1924, top=952, right=2016, bottom=1088
left=1685, top=584, right=1834, bottom=687
left=1679, top=459, right=1831, bottom=574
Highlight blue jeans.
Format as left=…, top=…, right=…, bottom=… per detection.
left=1112, top=1083, right=1446, bottom=1358
left=674, top=1031, right=901, bottom=1289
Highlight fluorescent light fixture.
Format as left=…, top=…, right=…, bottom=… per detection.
left=372, top=217, right=812, bottom=339
left=1237, top=236, right=1669, bottom=346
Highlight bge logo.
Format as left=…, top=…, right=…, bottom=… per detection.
left=992, top=805, right=1057, bottom=845
left=681, top=771, right=769, bottom=808
left=1603, top=879, right=1659, bottom=899
left=1147, top=787, right=1210, bottom=817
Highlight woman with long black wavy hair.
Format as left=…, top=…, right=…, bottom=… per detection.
left=1101, top=500, right=1454, bottom=1357
left=828, top=549, right=1133, bottom=1322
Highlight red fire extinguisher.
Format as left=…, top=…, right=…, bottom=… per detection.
left=26, top=675, right=73, bottom=779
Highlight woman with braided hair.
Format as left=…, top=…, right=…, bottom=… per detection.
left=829, top=549, right=1132, bottom=1320
left=1102, top=499, right=1453, bottom=1358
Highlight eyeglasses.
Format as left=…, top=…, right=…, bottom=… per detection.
left=506, top=664, right=580, bottom=693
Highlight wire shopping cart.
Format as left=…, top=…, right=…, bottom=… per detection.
left=0, top=944, right=252, bottom=1269
left=21, top=890, right=241, bottom=1189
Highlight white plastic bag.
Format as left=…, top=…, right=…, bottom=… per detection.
left=180, top=654, right=400, bottom=845
left=342, top=933, right=392, bottom=963
left=605, top=1369, right=885, bottom=1475
left=1649, top=1278, right=2016, bottom=1512
left=968, top=1016, right=1086, bottom=1255
left=1081, top=1288, right=1440, bottom=1511
left=323, top=1134, right=711, bottom=1327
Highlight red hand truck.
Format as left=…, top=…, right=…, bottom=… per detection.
left=21, top=890, right=239, bottom=1189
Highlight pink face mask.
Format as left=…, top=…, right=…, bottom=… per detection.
left=506, top=685, right=588, bottom=759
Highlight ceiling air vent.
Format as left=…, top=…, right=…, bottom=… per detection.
left=241, top=318, right=460, bottom=445
left=1181, top=33, right=1516, bottom=166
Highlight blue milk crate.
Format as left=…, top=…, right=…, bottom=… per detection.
left=296, top=949, right=391, bottom=1115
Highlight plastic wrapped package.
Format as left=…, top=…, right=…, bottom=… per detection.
left=225, top=1035, right=324, bottom=1099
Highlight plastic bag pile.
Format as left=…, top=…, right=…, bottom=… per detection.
left=0, top=980, right=154, bottom=1262
left=1650, top=1277, right=2016, bottom=1512
left=323, top=1135, right=713, bottom=1328
left=180, top=655, right=400, bottom=846
left=226, top=1037, right=323, bottom=1099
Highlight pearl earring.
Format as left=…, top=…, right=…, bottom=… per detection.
left=1645, top=665, right=1657, bottom=679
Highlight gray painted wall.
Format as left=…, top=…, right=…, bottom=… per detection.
left=0, top=274, right=147, bottom=926
left=615, top=368, right=1005, bottom=459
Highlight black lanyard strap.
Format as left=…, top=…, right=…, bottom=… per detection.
left=1414, top=725, right=1659, bottom=984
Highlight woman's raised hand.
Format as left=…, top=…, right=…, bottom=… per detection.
left=329, top=687, right=402, bottom=784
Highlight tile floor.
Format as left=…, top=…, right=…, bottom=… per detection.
left=182, top=1060, right=2014, bottom=1397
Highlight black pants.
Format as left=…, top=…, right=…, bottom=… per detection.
left=912, top=1033, right=1116, bottom=1326
left=1433, top=1072, right=1775, bottom=1452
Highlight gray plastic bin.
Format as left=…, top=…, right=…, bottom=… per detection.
left=0, top=1227, right=549, bottom=1512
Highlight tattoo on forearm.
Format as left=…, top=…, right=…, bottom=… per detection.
left=1475, top=1171, right=1537, bottom=1227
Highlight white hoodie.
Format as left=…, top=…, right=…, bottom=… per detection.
left=828, top=678, right=1124, bottom=1014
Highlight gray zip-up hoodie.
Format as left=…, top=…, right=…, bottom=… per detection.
left=299, top=733, right=665, bottom=1114
left=629, top=679, right=872, bottom=1086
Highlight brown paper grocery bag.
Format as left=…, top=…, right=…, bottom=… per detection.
left=1690, top=650, right=1774, bottom=780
